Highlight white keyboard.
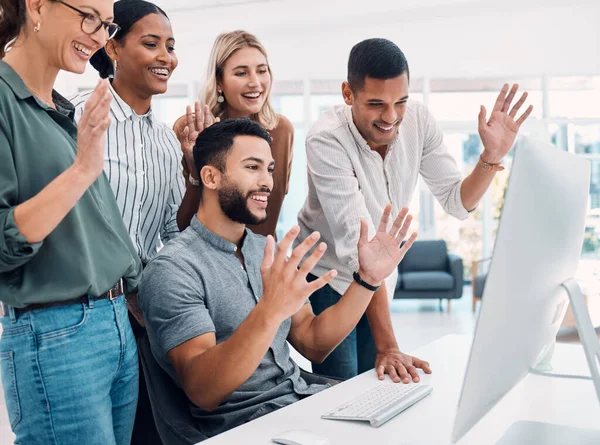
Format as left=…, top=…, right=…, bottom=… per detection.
left=321, top=382, right=433, bottom=428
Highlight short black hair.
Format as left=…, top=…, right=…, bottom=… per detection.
left=347, top=38, right=410, bottom=92
left=89, top=0, right=169, bottom=79
left=193, top=118, right=273, bottom=196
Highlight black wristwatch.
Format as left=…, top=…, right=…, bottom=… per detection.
left=353, top=271, right=381, bottom=292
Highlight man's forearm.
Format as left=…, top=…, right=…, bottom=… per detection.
left=181, top=302, right=281, bottom=411
left=304, top=281, right=375, bottom=361
left=176, top=181, right=200, bottom=231
left=365, top=282, right=399, bottom=352
left=460, top=161, right=497, bottom=212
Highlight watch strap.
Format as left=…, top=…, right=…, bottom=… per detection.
left=353, top=271, right=380, bottom=292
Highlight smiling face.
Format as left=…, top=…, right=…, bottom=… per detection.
left=219, top=46, right=271, bottom=118
left=39, top=0, right=115, bottom=74
left=343, top=74, right=410, bottom=151
left=216, top=135, right=275, bottom=225
left=109, top=12, right=177, bottom=96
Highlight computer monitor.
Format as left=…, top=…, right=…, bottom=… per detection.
left=451, top=136, right=600, bottom=443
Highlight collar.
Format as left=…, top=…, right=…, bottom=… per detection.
left=190, top=217, right=251, bottom=254
left=0, top=60, right=33, bottom=100
left=108, top=82, right=154, bottom=125
left=343, top=104, right=397, bottom=155
left=0, top=60, right=74, bottom=117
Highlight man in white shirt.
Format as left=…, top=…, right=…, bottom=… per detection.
left=296, top=38, right=532, bottom=381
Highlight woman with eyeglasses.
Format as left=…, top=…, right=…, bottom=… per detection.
left=70, top=1, right=186, bottom=443
left=0, top=0, right=142, bottom=444
left=174, top=30, right=294, bottom=238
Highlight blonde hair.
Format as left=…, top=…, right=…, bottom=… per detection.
left=204, top=30, right=278, bottom=131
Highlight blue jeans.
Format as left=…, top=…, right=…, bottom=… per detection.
left=0, top=294, right=138, bottom=445
left=307, top=274, right=377, bottom=379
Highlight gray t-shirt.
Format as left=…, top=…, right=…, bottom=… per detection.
left=138, top=217, right=327, bottom=438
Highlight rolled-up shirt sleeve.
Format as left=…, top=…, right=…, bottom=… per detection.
left=306, top=133, right=376, bottom=272
left=418, top=105, right=471, bottom=220
left=0, top=118, right=43, bottom=273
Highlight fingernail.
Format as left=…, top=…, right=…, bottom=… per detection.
left=310, top=232, right=319, bottom=240
left=318, top=242, right=326, bottom=251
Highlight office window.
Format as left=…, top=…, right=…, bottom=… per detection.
left=271, top=94, right=306, bottom=239
left=311, top=94, right=344, bottom=123
left=152, top=96, right=189, bottom=128
left=549, top=123, right=569, bottom=151
left=584, top=160, right=600, bottom=257
left=271, top=94, right=304, bottom=124
left=548, top=76, right=600, bottom=119
left=429, top=90, right=543, bottom=122
left=573, top=124, right=600, bottom=155
left=277, top=127, right=307, bottom=241
left=433, top=132, right=482, bottom=280
left=428, top=78, right=543, bottom=122
left=408, top=93, right=424, bottom=105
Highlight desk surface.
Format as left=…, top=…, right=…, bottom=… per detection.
left=200, top=335, right=600, bottom=445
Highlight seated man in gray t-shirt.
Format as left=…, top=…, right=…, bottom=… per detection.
left=138, top=118, right=422, bottom=439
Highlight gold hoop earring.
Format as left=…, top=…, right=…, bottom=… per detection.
left=34, top=21, right=41, bottom=33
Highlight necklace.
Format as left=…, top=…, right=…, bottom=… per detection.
left=27, top=85, right=55, bottom=109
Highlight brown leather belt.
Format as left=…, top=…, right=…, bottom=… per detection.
left=4, top=279, right=124, bottom=315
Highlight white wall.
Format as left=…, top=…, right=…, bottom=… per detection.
left=56, top=0, right=600, bottom=95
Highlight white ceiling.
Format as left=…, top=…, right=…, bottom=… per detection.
left=152, top=0, right=281, bottom=13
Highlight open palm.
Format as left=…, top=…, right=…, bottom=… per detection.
left=176, top=101, right=220, bottom=174
left=478, top=84, right=533, bottom=163
left=357, top=205, right=418, bottom=285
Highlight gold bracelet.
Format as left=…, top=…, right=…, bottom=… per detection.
left=478, top=155, right=505, bottom=172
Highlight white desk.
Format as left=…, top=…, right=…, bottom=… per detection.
left=200, top=335, right=600, bottom=444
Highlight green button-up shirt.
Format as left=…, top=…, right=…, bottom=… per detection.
left=0, top=61, right=142, bottom=308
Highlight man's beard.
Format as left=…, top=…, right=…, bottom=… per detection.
left=218, top=180, right=269, bottom=226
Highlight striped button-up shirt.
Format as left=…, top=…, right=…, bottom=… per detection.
left=72, top=85, right=185, bottom=264
left=296, top=101, right=469, bottom=300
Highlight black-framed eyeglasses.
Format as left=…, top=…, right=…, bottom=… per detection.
left=55, top=0, right=121, bottom=40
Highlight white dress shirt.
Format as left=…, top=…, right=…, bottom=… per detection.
left=296, top=101, right=469, bottom=300
left=72, top=85, right=185, bottom=265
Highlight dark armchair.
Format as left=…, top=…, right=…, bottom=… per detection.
left=137, top=334, right=342, bottom=445
left=393, top=240, right=464, bottom=312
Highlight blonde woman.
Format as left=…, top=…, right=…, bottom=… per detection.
left=175, top=30, right=293, bottom=238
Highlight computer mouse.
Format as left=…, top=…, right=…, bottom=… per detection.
left=271, top=429, right=331, bottom=445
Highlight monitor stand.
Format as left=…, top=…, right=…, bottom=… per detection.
left=561, top=278, right=600, bottom=403
left=497, top=278, right=600, bottom=445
